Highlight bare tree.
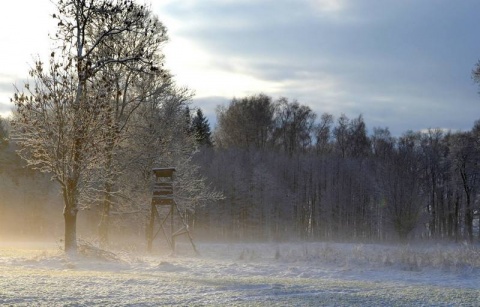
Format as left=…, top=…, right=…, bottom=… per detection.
left=371, top=127, right=394, bottom=160
left=273, top=98, right=316, bottom=156
left=379, top=132, right=424, bottom=240
left=347, top=115, right=370, bottom=158
left=92, top=6, right=169, bottom=245
left=314, top=113, right=333, bottom=155
left=333, top=114, right=349, bottom=158
left=12, top=0, right=165, bottom=253
left=215, top=94, right=275, bottom=149
left=449, top=131, right=479, bottom=242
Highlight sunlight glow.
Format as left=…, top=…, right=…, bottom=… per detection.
left=0, top=0, right=55, bottom=117
left=164, top=38, right=283, bottom=98
left=309, top=0, right=345, bottom=12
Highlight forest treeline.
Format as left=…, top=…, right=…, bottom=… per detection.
left=1, top=94, right=480, bottom=244
left=190, top=94, right=480, bottom=243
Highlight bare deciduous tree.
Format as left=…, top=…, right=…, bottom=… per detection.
left=12, top=0, right=166, bottom=253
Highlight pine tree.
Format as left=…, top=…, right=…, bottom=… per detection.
left=192, top=108, right=212, bottom=146
left=184, top=106, right=194, bottom=135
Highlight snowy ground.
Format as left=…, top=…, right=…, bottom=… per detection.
left=1, top=241, right=479, bottom=306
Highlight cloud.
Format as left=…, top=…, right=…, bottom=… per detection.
left=309, top=0, right=345, bottom=13
left=0, top=102, right=13, bottom=118
left=0, top=82, right=13, bottom=94
left=0, top=0, right=477, bottom=137
left=0, top=79, right=15, bottom=117
left=155, top=0, right=480, bottom=136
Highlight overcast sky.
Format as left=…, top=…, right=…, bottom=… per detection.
left=1, top=0, right=480, bottom=135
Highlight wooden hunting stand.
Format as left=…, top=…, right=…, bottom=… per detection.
left=146, top=167, right=198, bottom=254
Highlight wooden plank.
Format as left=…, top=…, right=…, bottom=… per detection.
left=153, top=193, right=173, bottom=197
left=154, top=182, right=173, bottom=187
left=152, top=198, right=174, bottom=205
left=153, top=186, right=173, bottom=190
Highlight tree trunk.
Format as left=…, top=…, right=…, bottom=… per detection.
left=454, top=194, right=460, bottom=242
left=98, top=180, right=112, bottom=246
left=98, top=134, right=115, bottom=246
left=147, top=204, right=155, bottom=252
left=98, top=193, right=111, bottom=246
left=64, top=207, right=78, bottom=253
left=465, top=195, right=474, bottom=243
left=62, top=176, right=79, bottom=254
left=460, top=168, right=474, bottom=242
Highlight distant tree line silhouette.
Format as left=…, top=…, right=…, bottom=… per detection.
left=191, top=94, right=480, bottom=243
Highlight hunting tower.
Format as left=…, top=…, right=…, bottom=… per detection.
left=146, top=168, right=198, bottom=254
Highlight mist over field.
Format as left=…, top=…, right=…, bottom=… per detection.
left=1, top=190, right=480, bottom=305
left=1, top=239, right=480, bottom=306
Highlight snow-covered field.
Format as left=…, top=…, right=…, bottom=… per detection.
left=1, top=241, right=479, bottom=306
